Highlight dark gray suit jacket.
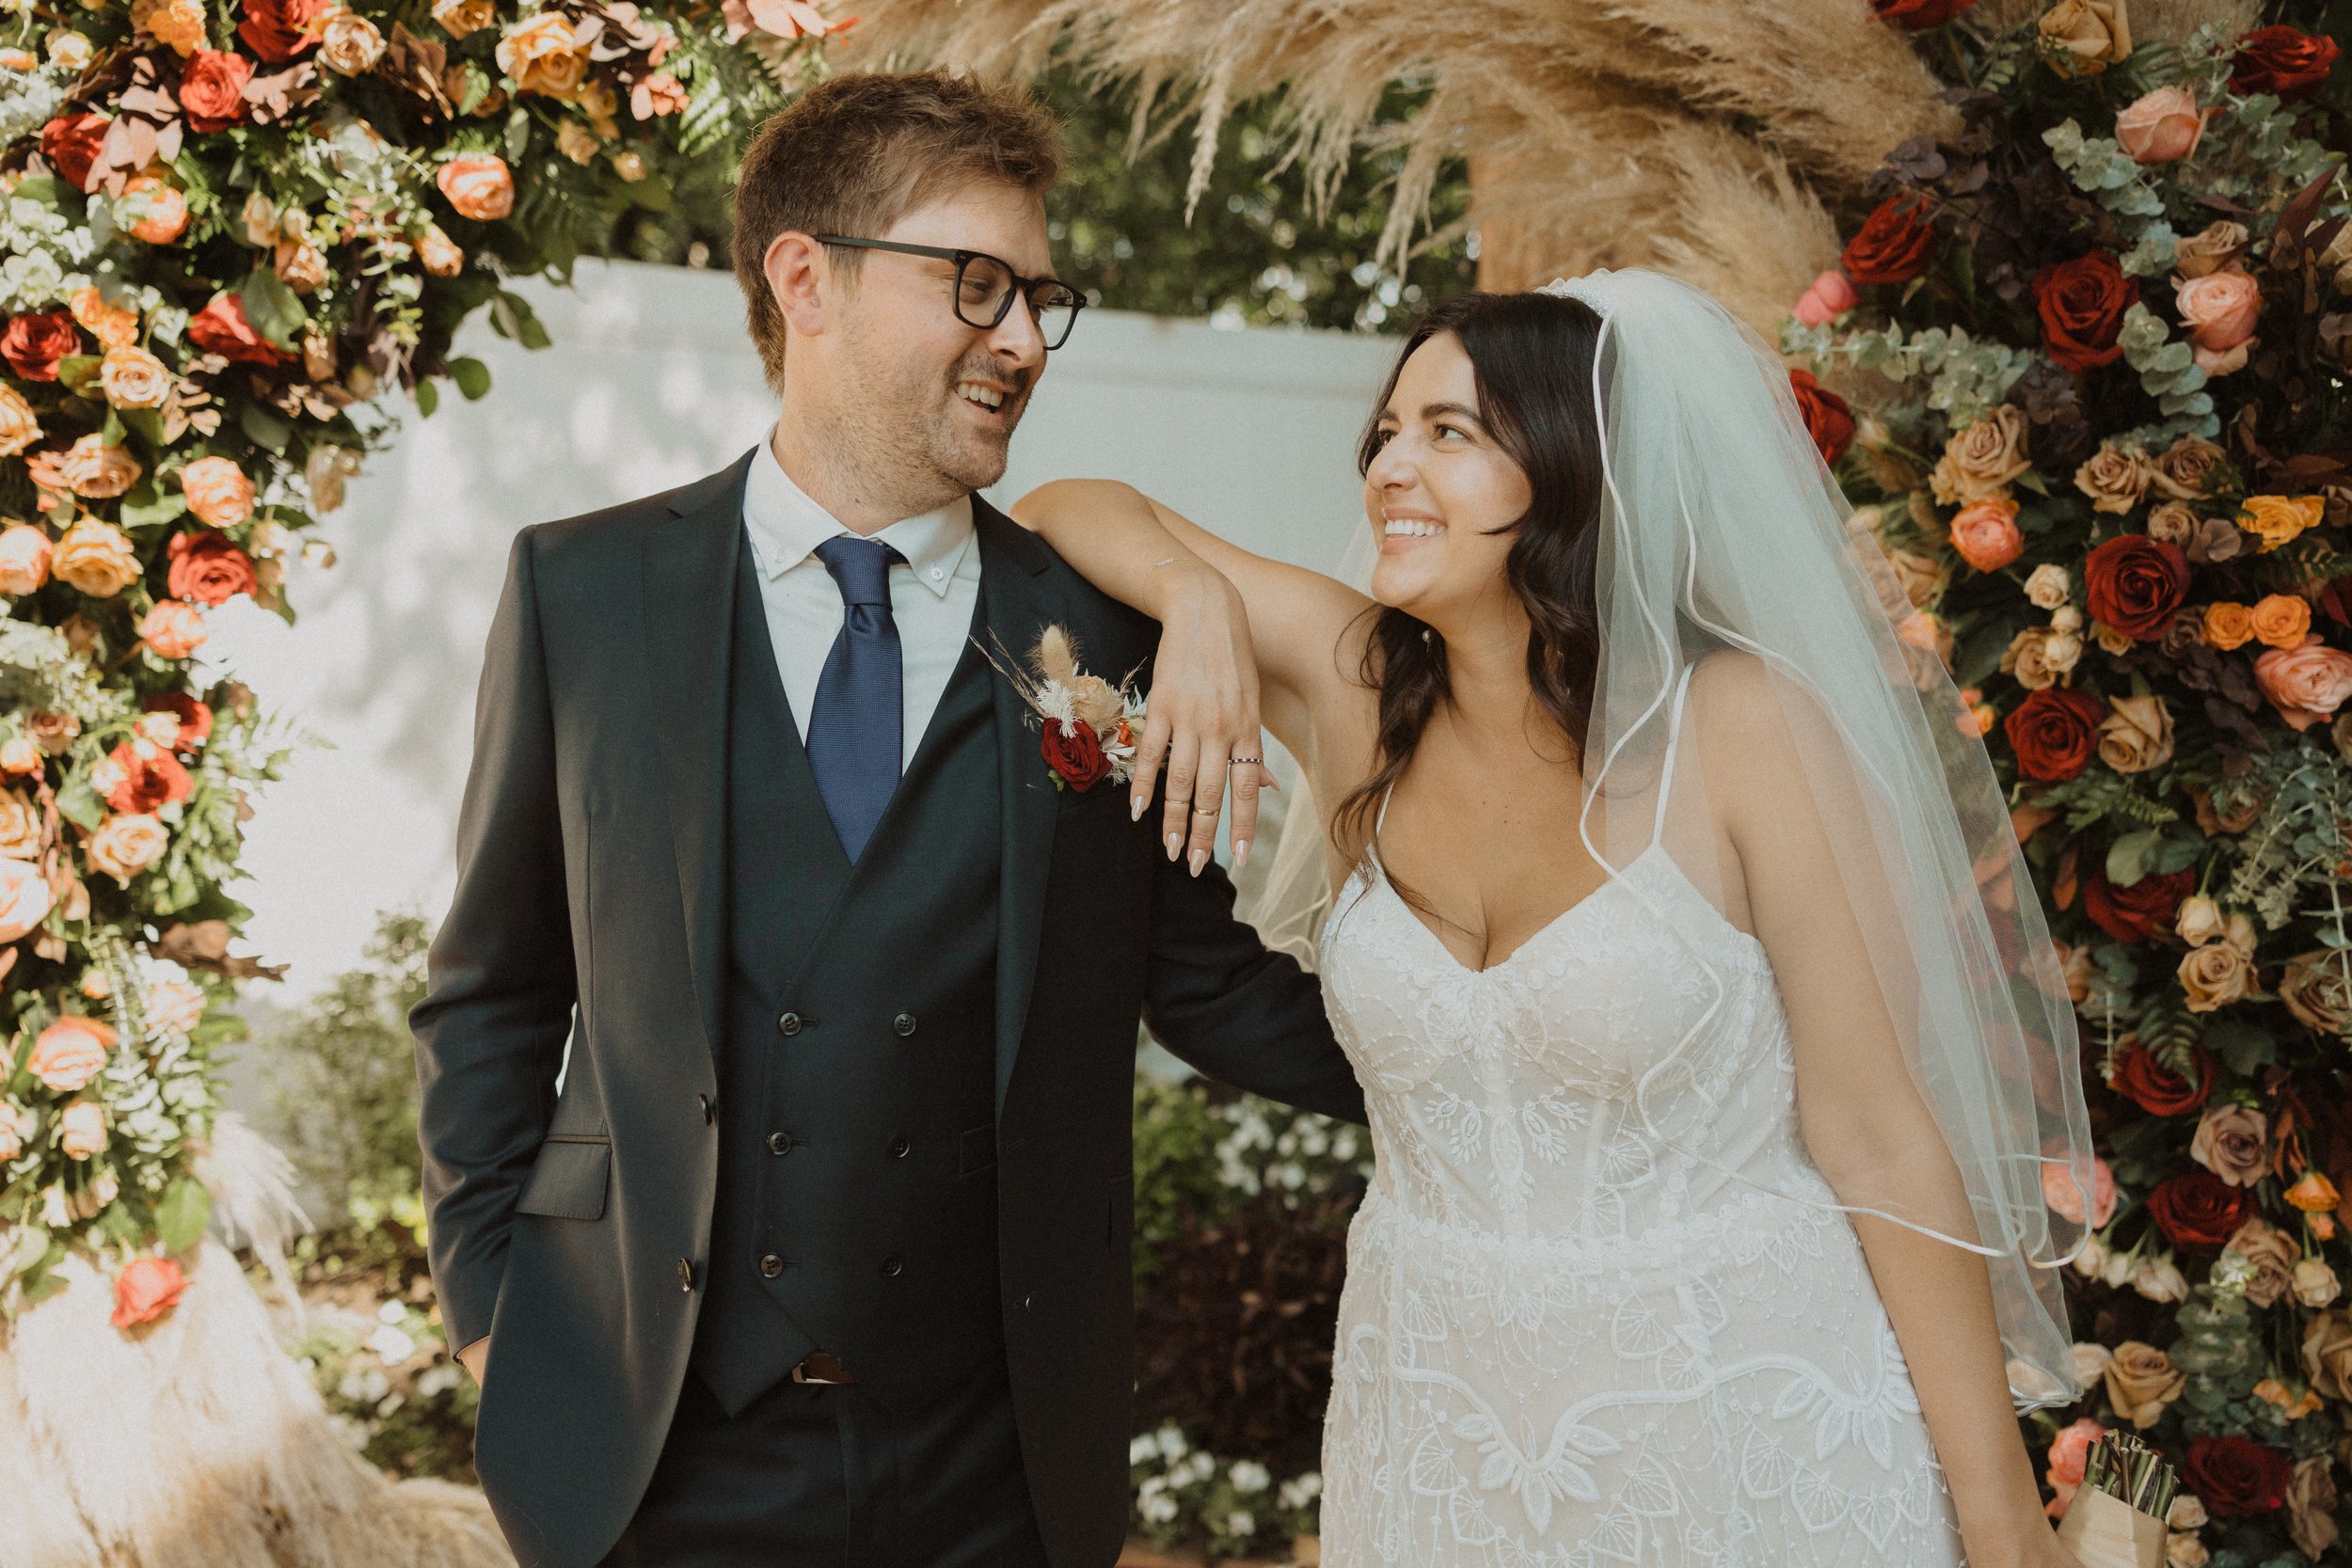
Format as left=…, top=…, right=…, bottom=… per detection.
left=410, top=452, right=1365, bottom=1568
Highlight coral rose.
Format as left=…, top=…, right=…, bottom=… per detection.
left=2249, top=593, right=2312, bottom=648
left=138, top=600, right=209, bottom=660
left=2232, top=24, right=2340, bottom=100
left=2202, top=601, right=2254, bottom=649
left=2043, top=1156, right=2115, bottom=1227
left=2084, top=533, right=2188, bottom=640
left=187, top=292, right=294, bottom=365
left=178, top=459, right=258, bottom=532
left=2104, top=1341, right=2185, bottom=1429
left=38, top=113, right=108, bottom=193
left=0, top=525, right=53, bottom=596
left=2039, top=0, right=2131, bottom=78
left=2083, top=865, right=2193, bottom=943
left=1787, top=370, right=1853, bottom=467
left=2033, top=252, right=2133, bottom=372
left=2238, top=495, right=2323, bottom=553
left=2003, top=688, right=2103, bottom=782
left=29, top=1015, right=115, bottom=1092
left=111, top=1255, right=187, bottom=1328
left=417, top=223, right=465, bottom=277
left=1867, top=0, right=1976, bottom=25
left=86, top=813, right=168, bottom=885
left=2256, top=636, right=2352, bottom=730
left=0, top=385, right=40, bottom=459
left=2073, top=443, right=2153, bottom=514
left=1841, top=196, right=1936, bottom=287
left=437, top=152, right=516, bottom=221
left=2116, top=86, right=2206, bottom=164
left=0, top=859, right=54, bottom=943
left=52, top=518, right=142, bottom=597
left=2280, top=951, right=2352, bottom=1035
left=98, top=740, right=194, bottom=814
left=181, top=48, right=253, bottom=131
left=58, top=1098, right=106, bottom=1159
left=2183, top=1436, right=2291, bottom=1519
left=119, top=177, right=188, bottom=245
left=1931, top=406, right=2031, bottom=505
left=167, top=528, right=259, bottom=604
left=100, top=346, right=171, bottom=411
left=2107, top=1038, right=2211, bottom=1116
left=2045, top=1418, right=2105, bottom=1497
left=2, top=308, right=81, bottom=382
left=2097, top=692, right=2172, bottom=773
left=1949, top=498, right=2023, bottom=572
left=237, top=0, right=327, bottom=61
left=2149, top=1169, right=2254, bottom=1251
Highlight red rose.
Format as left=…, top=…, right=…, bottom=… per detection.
left=2032, top=252, right=2134, bottom=372
left=2147, top=1169, right=2255, bottom=1251
left=39, top=113, right=109, bottom=194
left=181, top=49, right=256, bottom=133
left=2231, top=25, right=2340, bottom=101
left=2082, top=865, right=2194, bottom=943
left=236, top=0, right=327, bottom=62
left=167, top=530, right=260, bottom=608
left=1041, top=719, right=1110, bottom=792
left=142, top=691, right=215, bottom=752
left=1841, top=195, right=1937, bottom=286
left=2002, top=688, right=2105, bottom=783
left=2107, top=1038, right=2213, bottom=1117
left=2084, top=534, right=2190, bottom=641
left=103, top=741, right=195, bottom=815
left=1, top=309, right=82, bottom=382
left=1868, top=0, right=1977, bottom=26
left=1788, top=370, right=1854, bottom=466
left=186, top=292, right=294, bottom=365
left=111, top=1256, right=188, bottom=1329
left=2182, top=1435, right=2292, bottom=1518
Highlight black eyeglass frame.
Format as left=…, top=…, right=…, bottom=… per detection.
left=812, top=235, right=1086, bottom=350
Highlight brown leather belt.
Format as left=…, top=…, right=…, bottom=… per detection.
left=790, top=1351, right=857, bottom=1386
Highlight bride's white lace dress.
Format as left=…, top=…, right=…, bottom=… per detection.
left=1315, top=776, right=1968, bottom=1563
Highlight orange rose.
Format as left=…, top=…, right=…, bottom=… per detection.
left=2240, top=495, right=2325, bottom=553
left=0, top=858, right=54, bottom=942
left=51, top=517, right=142, bottom=597
left=2251, top=593, right=2313, bottom=649
left=138, top=600, right=209, bottom=659
left=69, top=286, right=140, bottom=350
left=494, top=12, right=587, bottom=97
left=119, top=175, right=188, bottom=245
left=85, top=813, right=167, bottom=884
left=2203, top=601, right=2255, bottom=650
left=2256, top=636, right=2352, bottom=730
left=58, top=1097, right=106, bottom=1159
left=0, top=525, right=53, bottom=595
left=436, top=152, right=515, bottom=221
left=54, top=434, right=141, bottom=499
left=179, top=455, right=255, bottom=528
left=417, top=223, right=464, bottom=277
left=111, top=1255, right=187, bottom=1327
left=29, top=1014, right=115, bottom=1092
left=1950, top=498, right=2024, bottom=573
left=99, top=345, right=171, bottom=409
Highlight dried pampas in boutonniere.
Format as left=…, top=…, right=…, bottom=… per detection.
left=978, top=625, right=1148, bottom=792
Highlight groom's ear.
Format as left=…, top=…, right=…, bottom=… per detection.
left=763, top=230, right=834, bottom=344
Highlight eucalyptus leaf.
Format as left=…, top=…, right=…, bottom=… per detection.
left=154, top=1176, right=212, bottom=1254
left=447, top=356, right=492, bottom=401
left=415, top=378, right=438, bottom=419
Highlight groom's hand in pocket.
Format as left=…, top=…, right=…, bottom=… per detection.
left=457, top=1336, right=489, bottom=1386
left=1131, top=561, right=1269, bottom=876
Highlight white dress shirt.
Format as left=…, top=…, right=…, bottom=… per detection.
left=739, top=431, right=983, bottom=770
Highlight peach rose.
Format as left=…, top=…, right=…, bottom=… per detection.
left=111, top=1254, right=187, bottom=1327
left=2173, top=221, right=2249, bottom=280
left=1931, top=406, right=2033, bottom=506
left=29, top=1015, right=115, bottom=1092
left=2180, top=920, right=2256, bottom=1013
left=2000, top=626, right=2080, bottom=690
left=1949, top=498, right=2024, bottom=573
left=0, top=791, right=40, bottom=863
left=273, top=238, right=328, bottom=293
left=57, top=1097, right=105, bottom=1159
left=2256, top=636, right=2352, bottom=730
left=2305, top=1311, right=2352, bottom=1402
left=138, top=600, right=208, bottom=660
left=55, top=434, right=141, bottom=499
left=2145, top=500, right=2201, bottom=548
left=2073, top=442, right=2154, bottom=514
left=0, top=385, right=40, bottom=460
left=179, top=455, right=255, bottom=528
left=0, top=858, right=53, bottom=943
left=556, top=119, right=600, bottom=165
left=2104, top=1340, right=2186, bottom=1428
left=2116, top=86, right=2207, bottom=164
left=2151, top=435, right=2228, bottom=499
left=2099, top=693, right=2174, bottom=772
left=145, top=971, right=206, bottom=1037
left=0, top=525, right=53, bottom=596
left=434, top=0, right=495, bottom=34
left=85, top=813, right=167, bottom=885
left=437, top=152, right=515, bottom=221
left=2044, top=1156, right=2117, bottom=1227
left=99, top=346, right=170, bottom=411
left=2228, top=1217, right=2300, bottom=1307
left=119, top=175, right=187, bottom=245
left=2250, top=592, right=2312, bottom=648
left=0, top=737, right=40, bottom=779
left=2281, top=951, right=2352, bottom=1035
left=2189, top=1100, right=2267, bottom=1183
left=0, top=1101, right=32, bottom=1162
left=417, top=223, right=464, bottom=277
left=495, top=11, right=588, bottom=97
left=52, top=518, right=141, bottom=598
left=319, top=7, right=385, bottom=72
left=2239, top=495, right=2324, bottom=553
left=2175, top=893, right=2225, bottom=947
left=2178, top=268, right=2261, bottom=373
left=1793, top=270, right=1857, bottom=327
left=2202, top=601, right=2254, bottom=649
left=2045, top=1417, right=2106, bottom=1500
left=1886, top=546, right=1947, bottom=610
left=2039, top=0, right=2131, bottom=77
left=2296, top=1258, right=2344, bottom=1310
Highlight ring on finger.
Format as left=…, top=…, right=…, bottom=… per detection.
left=1193, top=804, right=1220, bottom=817
left=1229, top=754, right=1262, bottom=767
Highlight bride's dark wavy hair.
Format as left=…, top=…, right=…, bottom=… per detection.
left=1334, top=290, right=1610, bottom=872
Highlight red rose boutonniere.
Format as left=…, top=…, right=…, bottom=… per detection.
left=982, top=626, right=1147, bottom=793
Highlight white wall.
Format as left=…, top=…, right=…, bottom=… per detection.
left=200, top=259, right=1396, bottom=997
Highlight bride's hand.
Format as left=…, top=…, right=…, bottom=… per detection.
left=1129, top=559, right=1269, bottom=876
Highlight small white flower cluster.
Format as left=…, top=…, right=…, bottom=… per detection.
left=1212, top=1101, right=1369, bottom=1205
left=1127, top=1422, right=1322, bottom=1557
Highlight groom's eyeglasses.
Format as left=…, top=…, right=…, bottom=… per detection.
left=814, top=236, right=1086, bottom=351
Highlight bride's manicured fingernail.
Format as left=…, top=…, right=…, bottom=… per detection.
left=1187, top=848, right=1208, bottom=877
left=1132, top=794, right=1147, bottom=821
left=1166, top=832, right=1183, bottom=859
left=1234, top=839, right=1249, bottom=869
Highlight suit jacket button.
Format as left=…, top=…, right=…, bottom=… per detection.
left=777, top=1011, right=803, bottom=1037
left=759, top=1253, right=786, bottom=1278
left=887, top=1135, right=911, bottom=1159
left=676, top=1258, right=695, bottom=1292
left=767, top=1131, right=795, bottom=1156
left=881, top=1256, right=904, bottom=1278
left=892, top=1012, right=917, bottom=1037
left=698, top=1093, right=715, bottom=1125
left=1021, top=1293, right=1035, bottom=1311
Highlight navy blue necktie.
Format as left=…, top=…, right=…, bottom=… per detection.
left=804, top=535, right=903, bottom=863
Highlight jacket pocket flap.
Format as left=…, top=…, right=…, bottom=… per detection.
left=516, top=1137, right=610, bottom=1220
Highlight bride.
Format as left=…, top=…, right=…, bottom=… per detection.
left=1014, top=271, right=2098, bottom=1566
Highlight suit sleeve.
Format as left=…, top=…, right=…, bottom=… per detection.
left=409, top=526, right=577, bottom=1351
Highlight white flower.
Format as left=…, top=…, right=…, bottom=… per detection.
left=2130, top=1255, right=2188, bottom=1303
left=1139, top=1492, right=1179, bottom=1525
left=1130, top=1434, right=1158, bottom=1465
left=2025, top=563, right=2072, bottom=610
left=1153, top=1424, right=1187, bottom=1461
left=2070, top=1341, right=2113, bottom=1390
left=1229, top=1460, right=1270, bottom=1495
left=1279, top=1472, right=1323, bottom=1510
left=1223, top=1511, right=1255, bottom=1539
left=2072, top=1233, right=2110, bottom=1280
left=368, top=1323, right=417, bottom=1364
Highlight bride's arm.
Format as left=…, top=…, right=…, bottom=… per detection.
left=1011, top=478, right=1369, bottom=870
left=1690, top=654, right=2075, bottom=1568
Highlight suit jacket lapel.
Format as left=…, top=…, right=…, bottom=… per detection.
left=976, top=499, right=1062, bottom=1116
left=642, top=448, right=755, bottom=1072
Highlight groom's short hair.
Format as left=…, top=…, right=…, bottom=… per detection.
left=733, top=70, right=1064, bottom=391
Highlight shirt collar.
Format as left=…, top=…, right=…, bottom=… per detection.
left=741, top=430, right=974, bottom=599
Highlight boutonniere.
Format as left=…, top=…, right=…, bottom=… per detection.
left=980, top=626, right=1146, bottom=792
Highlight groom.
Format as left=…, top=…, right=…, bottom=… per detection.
left=410, top=69, right=1362, bottom=1568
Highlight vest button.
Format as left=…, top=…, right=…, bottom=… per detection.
left=893, top=1012, right=917, bottom=1037
left=777, top=1012, right=803, bottom=1037
left=676, top=1258, right=694, bottom=1292
left=767, top=1131, right=795, bottom=1156
left=887, top=1135, right=911, bottom=1159
left=758, top=1253, right=785, bottom=1278
left=881, top=1256, right=904, bottom=1278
